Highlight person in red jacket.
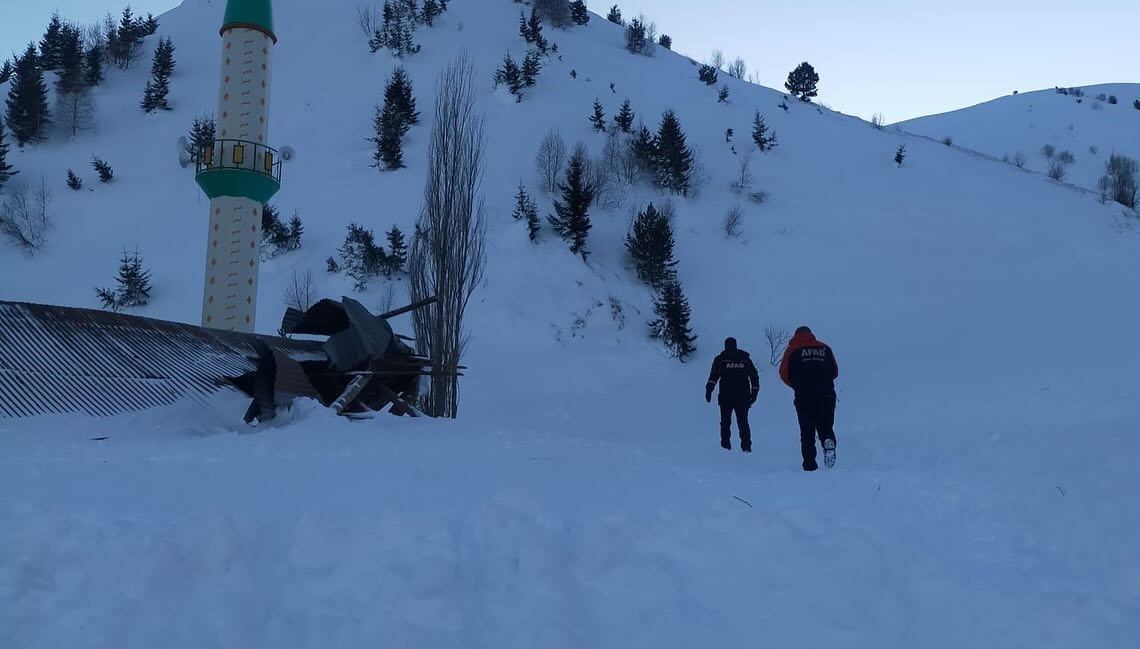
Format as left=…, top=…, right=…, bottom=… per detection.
left=779, top=326, right=839, bottom=471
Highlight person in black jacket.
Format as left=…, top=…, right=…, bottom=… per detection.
left=705, top=337, right=761, bottom=452
left=779, top=326, right=839, bottom=471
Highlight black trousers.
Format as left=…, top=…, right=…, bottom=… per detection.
left=720, top=403, right=752, bottom=450
left=795, top=396, right=836, bottom=467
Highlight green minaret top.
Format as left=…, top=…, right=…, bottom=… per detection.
left=221, top=0, right=276, bottom=42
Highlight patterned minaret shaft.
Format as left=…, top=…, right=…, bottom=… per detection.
left=195, top=0, right=279, bottom=333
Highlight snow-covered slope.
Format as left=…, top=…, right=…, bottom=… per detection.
left=896, top=83, right=1140, bottom=190
left=2, top=1, right=1139, bottom=647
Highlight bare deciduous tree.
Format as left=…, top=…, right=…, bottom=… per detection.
left=870, top=112, right=884, bottom=129
left=727, top=57, right=747, bottom=79
left=535, top=128, right=566, bottom=193
left=57, top=89, right=97, bottom=137
left=283, top=268, right=317, bottom=312
left=0, top=178, right=53, bottom=253
left=1100, top=153, right=1139, bottom=208
left=764, top=324, right=791, bottom=368
left=356, top=5, right=381, bottom=39
left=409, top=53, right=487, bottom=418
left=1012, top=151, right=1027, bottom=168
left=723, top=205, right=743, bottom=238
left=709, top=49, right=725, bottom=70
left=731, top=154, right=754, bottom=194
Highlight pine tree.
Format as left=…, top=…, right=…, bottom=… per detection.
left=522, top=8, right=548, bottom=53
left=5, top=44, right=52, bottom=146
left=625, top=18, right=646, bottom=54
left=614, top=98, right=634, bottom=132
left=521, top=50, right=542, bottom=88
left=751, top=111, right=777, bottom=151
left=570, top=0, right=590, bottom=25
left=649, top=279, right=697, bottom=360
left=287, top=213, right=304, bottom=251
left=784, top=61, right=819, bottom=102
left=0, top=60, right=13, bottom=84
left=631, top=122, right=658, bottom=173
left=513, top=181, right=541, bottom=242
left=494, top=52, right=524, bottom=100
left=384, top=65, right=419, bottom=135
left=698, top=64, right=718, bottom=85
left=655, top=110, right=693, bottom=195
left=625, top=202, right=677, bottom=288
left=590, top=98, right=606, bottom=131
left=143, top=13, right=160, bottom=35
left=607, top=5, right=623, bottom=24
left=188, top=115, right=216, bottom=161
left=112, top=6, right=145, bottom=69
left=84, top=45, right=104, bottom=86
left=39, top=13, right=64, bottom=71
left=894, top=144, right=906, bottom=167
left=67, top=169, right=82, bottom=190
left=92, top=156, right=113, bottom=182
left=0, top=124, right=17, bottom=191
left=421, top=0, right=442, bottom=26
left=96, top=248, right=153, bottom=310
left=717, top=84, right=730, bottom=103
left=372, top=101, right=405, bottom=170
left=56, top=24, right=85, bottom=94
left=548, top=147, right=594, bottom=259
left=339, top=223, right=387, bottom=291
left=385, top=225, right=407, bottom=275
left=142, top=38, right=175, bottom=112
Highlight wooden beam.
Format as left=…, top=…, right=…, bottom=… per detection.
left=330, top=374, right=374, bottom=415
left=378, top=296, right=439, bottom=320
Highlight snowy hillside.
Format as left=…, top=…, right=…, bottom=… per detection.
left=896, top=83, right=1140, bottom=191
left=2, top=1, right=1139, bottom=647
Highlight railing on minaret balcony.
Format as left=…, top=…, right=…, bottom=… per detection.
left=195, top=138, right=282, bottom=183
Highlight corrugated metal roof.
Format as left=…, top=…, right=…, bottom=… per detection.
left=0, top=301, right=326, bottom=419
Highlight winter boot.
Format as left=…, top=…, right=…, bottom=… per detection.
left=823, top=439, right=836, bottom=469
left=721, top=439, right=732, bottom=450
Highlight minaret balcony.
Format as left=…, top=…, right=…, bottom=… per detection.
left=194, top=138, right=282, bottom=204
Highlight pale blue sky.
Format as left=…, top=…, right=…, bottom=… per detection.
left=3, top=1, right=1137, bottom=121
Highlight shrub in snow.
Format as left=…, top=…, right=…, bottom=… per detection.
left=871, top=113, right=884, bottom=129
left=607, top=5, right=622, bottom=24
left=1046, top=151, right=1074, bottom=181
left=732, top=155, right=754, bottom=194
left=649, top=278, right=697, bottom=361
left=1011, top=151, right=1027, bottom=168
left=784, top=61, right=819, bottom=102
left=534, top=0, right=571, bottom=28
left=941, top=136, right=953, bottom=146
left=778, top=100, right=789, bottom=112
left=718, top=84, right=730, bottom=103
left=66, top=170, right=82, bottom=190
left=95, top=248, right=152, bottom=310
left=1108, top=95, right=1117, bottom=105
left=92, top=156, right=113, bottom=182
left=1099, top=153, right=1138, bottom=209
left=723, top=205, right=743, bottom=239
left=1041, top=144, right=1056, bottom=159
left=0, top=179, right=52, bottom=253
left=894, top=144, right=906, bottom=167
left=1134, top=99, right=1140, bottom=110
left=751, top=111, right=777, bottom=151
left=337, top=223, right=388, bottom=291
left=658, top=34, right=671, bottom=49
left=727, top=58, right=747, bottom=80
left=698, top=64, right=718, bottom=85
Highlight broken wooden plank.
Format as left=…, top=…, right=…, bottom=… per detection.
left=330, top=374, right=374, bottom=415
left=378, top=296, right=439, bottom=320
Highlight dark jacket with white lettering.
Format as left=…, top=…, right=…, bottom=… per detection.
left=779, top=331, right=839, bottom=399
left=706, top=349, right=760, bottom=406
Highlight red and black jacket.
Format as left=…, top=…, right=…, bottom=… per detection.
left=779, top=331, right=839, bottom=398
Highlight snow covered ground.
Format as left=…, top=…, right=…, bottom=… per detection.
left=897, top=83, right=1140, bottom=191
left=2, top=1, right=1139, bottom=647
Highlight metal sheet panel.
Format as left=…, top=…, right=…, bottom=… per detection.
left=0, top=301, right=326, bottom=419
